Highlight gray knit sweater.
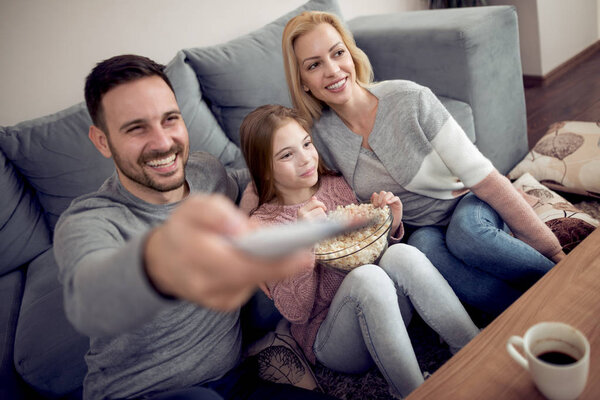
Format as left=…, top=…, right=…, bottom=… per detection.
left=54, top=152, right=246, bottom=399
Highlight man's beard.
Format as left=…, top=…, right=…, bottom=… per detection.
left=110, top=143, right=188, bottom=193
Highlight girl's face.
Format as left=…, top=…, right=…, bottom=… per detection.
left=294, top=23, right=358, bottom=108
left=271, top=119, right=319, bottom=205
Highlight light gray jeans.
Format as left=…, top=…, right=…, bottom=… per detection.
left=313, top=243, right=479, bottom=398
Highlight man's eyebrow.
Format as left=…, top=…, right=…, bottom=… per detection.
left=119, top=118, right=146, bottom=132
left=119, top=110, right=181, bottom=132
left=301, top=42, right=343, bottom=65
left=164, top=110, right=182, bottom=117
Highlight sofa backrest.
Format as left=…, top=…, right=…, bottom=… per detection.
left=0, top=148, right=51, bottom=275
left=0, top=0, right=344, bottom=397
left=180, top=0, right=343, bottom=147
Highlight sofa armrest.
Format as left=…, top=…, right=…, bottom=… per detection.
left=348, top=6, right=528, bottom=174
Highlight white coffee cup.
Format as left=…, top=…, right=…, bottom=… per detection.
left=506, top=321, right=590, bottom=400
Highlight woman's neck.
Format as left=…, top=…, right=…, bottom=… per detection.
left=329, top=85, right=378, bottom=139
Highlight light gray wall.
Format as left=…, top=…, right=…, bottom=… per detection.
left=489, top=0, right=599, bottom=76
left=0, top=0, right=425, bottom=126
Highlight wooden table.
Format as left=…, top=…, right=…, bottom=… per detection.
left=407, top=228, right=600, bottom=399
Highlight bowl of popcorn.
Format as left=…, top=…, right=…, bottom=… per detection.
left=314, top=203, right=393, bottom=271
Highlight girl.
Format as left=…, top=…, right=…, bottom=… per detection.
left=239, top=104, right=479, bottom=398
left=280, top=11, right=566, bottom=316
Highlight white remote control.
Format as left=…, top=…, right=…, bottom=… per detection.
left=231, top=217, right=370, bottom=258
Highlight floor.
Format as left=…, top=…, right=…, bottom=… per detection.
left=524, top=46, right=600, bottom=148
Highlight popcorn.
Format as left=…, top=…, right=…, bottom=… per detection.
left=315, top=203, right=392, bottom=271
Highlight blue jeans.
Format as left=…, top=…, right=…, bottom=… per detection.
left=408, top=193, right=555, bottom=316
left=313, top=245, right=479, bottom=398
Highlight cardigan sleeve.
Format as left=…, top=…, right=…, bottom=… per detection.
left=418, top=87, right=495, bottom=188
left=470, top=170, right=563, bottom=260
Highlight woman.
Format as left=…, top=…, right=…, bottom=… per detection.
left=239, top=104, right=479, bottom=398
left=280, top=11, right=565, bottom=316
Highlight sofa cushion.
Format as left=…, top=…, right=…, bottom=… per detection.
left=0, top=268, right=26, bottom=400
left=508, top=121, right=600, bottom=198
left=512, top=173, right=598, bottom=253
left=165, top=51, right=245, bottom=169
left=0, top=103, right=115, bottom=230
left=0, top=148, right=51, bottom=274
left=14, top=248, right=88, bottom=397
left=183, top=0, right=342, bottom=147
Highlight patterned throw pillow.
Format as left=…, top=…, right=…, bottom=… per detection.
left=512, top=173, right=598, bottom=253
left=508, top=121, right=600, bottom=198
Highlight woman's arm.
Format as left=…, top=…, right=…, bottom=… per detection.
left=470, top=170, right=565, bottom=262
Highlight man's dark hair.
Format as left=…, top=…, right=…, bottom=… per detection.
left=84, top=54, right=174, bottom=133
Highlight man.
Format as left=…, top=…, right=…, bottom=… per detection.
left=53, top=54, right=333, bottom=400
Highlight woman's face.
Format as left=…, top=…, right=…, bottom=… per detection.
left=271, top=119, right=319, bottom=204
left=294, top=23, right=357, bottom=108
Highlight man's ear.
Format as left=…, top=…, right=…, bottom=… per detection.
left=88, top=125, right=112, bottom=159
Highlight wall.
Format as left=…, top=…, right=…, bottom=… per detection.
left=0, top=0, right=425, bottom=126
left=489, top=0, right=599, bottom=76
left=537, top=0, right=598, bottom=75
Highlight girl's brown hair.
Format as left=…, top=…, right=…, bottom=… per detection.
left=240, top=104, right=330, bottom=210
left=282, top=11, right=374, bottom=125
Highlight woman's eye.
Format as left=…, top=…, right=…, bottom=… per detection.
left=280, top=153, right=291, bottom=160
left=335, top=49, right=344, bottom=57
left=304, top=141, right=312, bottom=148
left=308, top=62, right=319, bottom=70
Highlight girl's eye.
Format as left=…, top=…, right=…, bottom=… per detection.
left=303, top=140, right=312, bottom=148
left=307, top=62, right=319, bottom=70
left=334, top=49, right=345, bottom=57
left=280, top=152, right=291, bottom=160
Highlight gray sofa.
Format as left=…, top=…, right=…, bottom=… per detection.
left=0, top=1, right=528, bottom=398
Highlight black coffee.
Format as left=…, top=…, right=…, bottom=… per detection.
left=537, top=351, right=578, bottom=365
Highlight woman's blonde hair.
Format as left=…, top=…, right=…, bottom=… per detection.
left=282, top=11, right=374, bottom=125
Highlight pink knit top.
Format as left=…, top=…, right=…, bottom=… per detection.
left=248, top=175, right=357, bottom=363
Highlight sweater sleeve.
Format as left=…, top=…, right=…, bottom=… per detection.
left=418, top=87, right=495, bottom=187
left=470, top=170, right=563, bottom=260
left=249, top=211, right=319, bottom=324
left=54, top=213, right=175, bottom=337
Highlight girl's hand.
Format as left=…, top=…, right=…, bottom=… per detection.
left=297, top=196, right=327, bottom=221
left=371, top=191, right=403, bottom=234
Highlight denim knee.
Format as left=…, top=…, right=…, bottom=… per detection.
left=407, top=226, right=445, bottom=254
left=344, top=264, right=397, bottom=301
left=380, top=244, right=428, bottom=274
left=346, top=264, right=391, bottom=287
left=380, top=244, right=441, bottom=289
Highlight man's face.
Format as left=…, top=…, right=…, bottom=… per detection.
left=99, top=76, right=190, bottom=204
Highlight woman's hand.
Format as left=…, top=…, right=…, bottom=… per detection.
left=371, top=191, right=403, bottom=234
left=297, top=196, right=327, bottom=221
